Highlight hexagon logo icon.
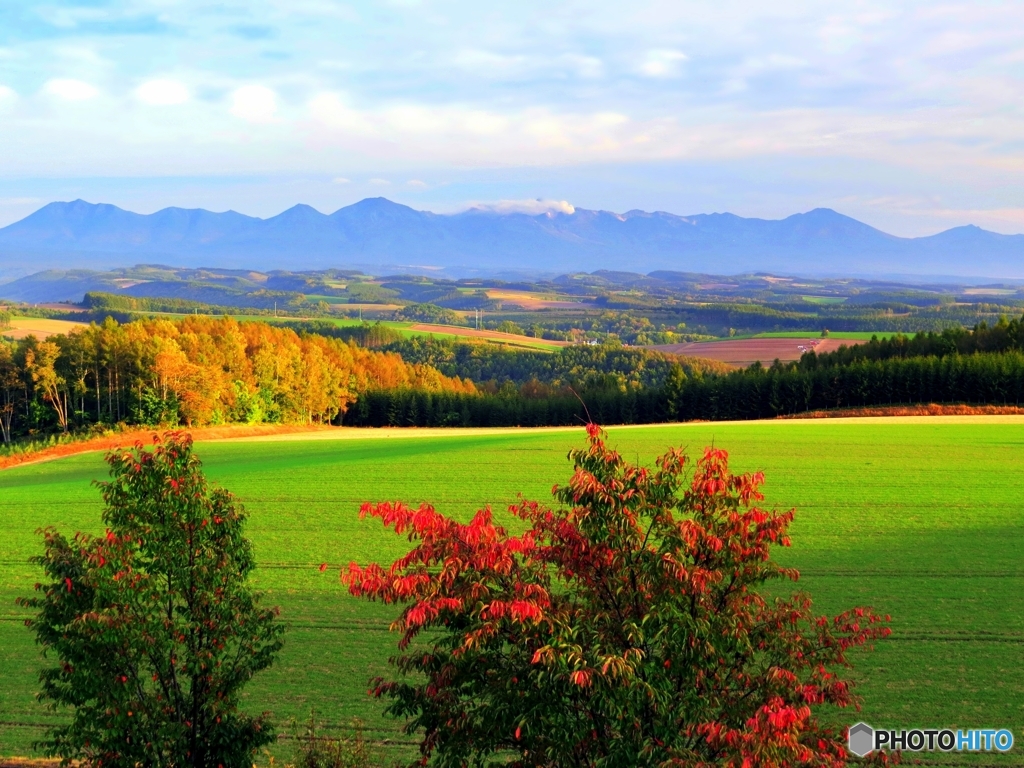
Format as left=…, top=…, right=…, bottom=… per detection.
left=848, top=722, right=874, bottom=757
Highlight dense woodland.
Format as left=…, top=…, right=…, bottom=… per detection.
left=0, top=316, right=473, bottom=444
left=346, top=348, right=1024, bottom=427
left=381, top=337, right=729, bottom=389
left=348, top=316, right=1024, bottom=427
left=7, top=313, right=1024, bottom=442
left=808, top=318, right=1024, bottom=364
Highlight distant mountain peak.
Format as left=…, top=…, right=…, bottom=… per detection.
left=1, top=197, right=1023, bottom=281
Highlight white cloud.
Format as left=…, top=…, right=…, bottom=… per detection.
left=639, top=49, right=689, bottom=78
left=368, top=178, right=391, bottom=185
left=229, top=85, right=278, bottom=123
left=470, top=199, right=576, bottom=215
left=44, top=78, right=99, bottom=101
left=406, top=179, right=428, bottom=188
left=453, top=49, right=530, bottom=72
left=0, top=85, right=16, bottom=104
left=306, top=94, right=632, bottom=157
left=461, top=110, right=508, bottom=135
left=36, top=6, right=110, bottom=29
left=2, top=0, right=1024, bottom=237
left=562, top=54, right=604, bottom=79
left=332, top=176, right=350, bottom=184
left=308, top=92, right=373, bottom=134
left=136, top=79, right=190, bottom=106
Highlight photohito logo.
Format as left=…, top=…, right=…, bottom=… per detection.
left=848, top=723, right=1014, bottom=757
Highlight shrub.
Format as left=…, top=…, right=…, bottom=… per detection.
left=290, top=715, right=377, bottom=768
left=344, top=425, right=891, bottom=767
left=19, top=432, right=285, bottom=767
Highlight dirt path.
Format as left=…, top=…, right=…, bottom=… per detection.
left=0, top=424, right=332, bottom=471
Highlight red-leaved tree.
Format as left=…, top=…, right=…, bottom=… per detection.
left=343, top=425, right=892, bottom=767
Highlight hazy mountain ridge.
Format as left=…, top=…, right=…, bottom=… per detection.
left=1, top=197, right=1022, bottom=280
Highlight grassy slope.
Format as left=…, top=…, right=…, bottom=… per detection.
left=2, top=421, right=1023, bottom=763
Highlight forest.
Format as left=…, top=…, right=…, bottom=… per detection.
left=380, top=336, right=728, bottom=388
left=0, top=316, right=473, bottom=444
left=344, top=349, right=1024, bottom=427
left=346, top=315, right=1024, bottom=427
left=7, top=313, right=1024, bottom=443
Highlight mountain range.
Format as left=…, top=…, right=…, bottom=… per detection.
left=1, top=197, right=1023, bottom=281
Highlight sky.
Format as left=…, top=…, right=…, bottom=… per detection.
left=1, top=1, right=1024, bottom=235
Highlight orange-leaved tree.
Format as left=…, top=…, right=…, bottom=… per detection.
left=343, top=425, right=892, bottom=767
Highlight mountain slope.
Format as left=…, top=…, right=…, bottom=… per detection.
left=1, top=198, right=1022, bottom=279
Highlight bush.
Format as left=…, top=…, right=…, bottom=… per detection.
left=19, top=432, right=285, bottom=767
left=344, top=425, right=891, bottom=767
left=289, top=715, right=377, bottom=768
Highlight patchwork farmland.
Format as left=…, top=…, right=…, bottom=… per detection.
left=2, top=418, right=1023, bottom=764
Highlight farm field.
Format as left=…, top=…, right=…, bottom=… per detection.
left=1, top=316, right=87, bottom=341
left=648, top=336, right=854, bottom=366
left=406, top=322, right=569, bottom=350
left=484, top=288, right=594, bottom=309
left=751, top=331, right=895, bottom=340
left=2, top=418, right=1024, bottom=764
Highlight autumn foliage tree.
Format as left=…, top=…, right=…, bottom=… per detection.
left=0, top=315, right=476, bottom=440
left=345, top=425, right=891, bottom=767
left=19, top=433, right=284, bottom=767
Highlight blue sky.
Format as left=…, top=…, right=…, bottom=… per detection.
left=1, top=1, right=1023, bottom=235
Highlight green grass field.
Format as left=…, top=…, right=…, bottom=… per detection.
left=801, top=296, right=848, bottom=305
left=3, top=419, right=1024, bottom=764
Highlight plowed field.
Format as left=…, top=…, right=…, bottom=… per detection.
left=648, top=336, right=853, bottom=366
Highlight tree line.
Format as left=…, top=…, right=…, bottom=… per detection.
left=381, top=336, right=728, bottom=389
left=806, top=317, right=1024, bottom=366
left=0, top=316, right=473, bottom=444
left=8, top=314, right=1024, bottom=442
left=345, top=349, right=1024, bottom=427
